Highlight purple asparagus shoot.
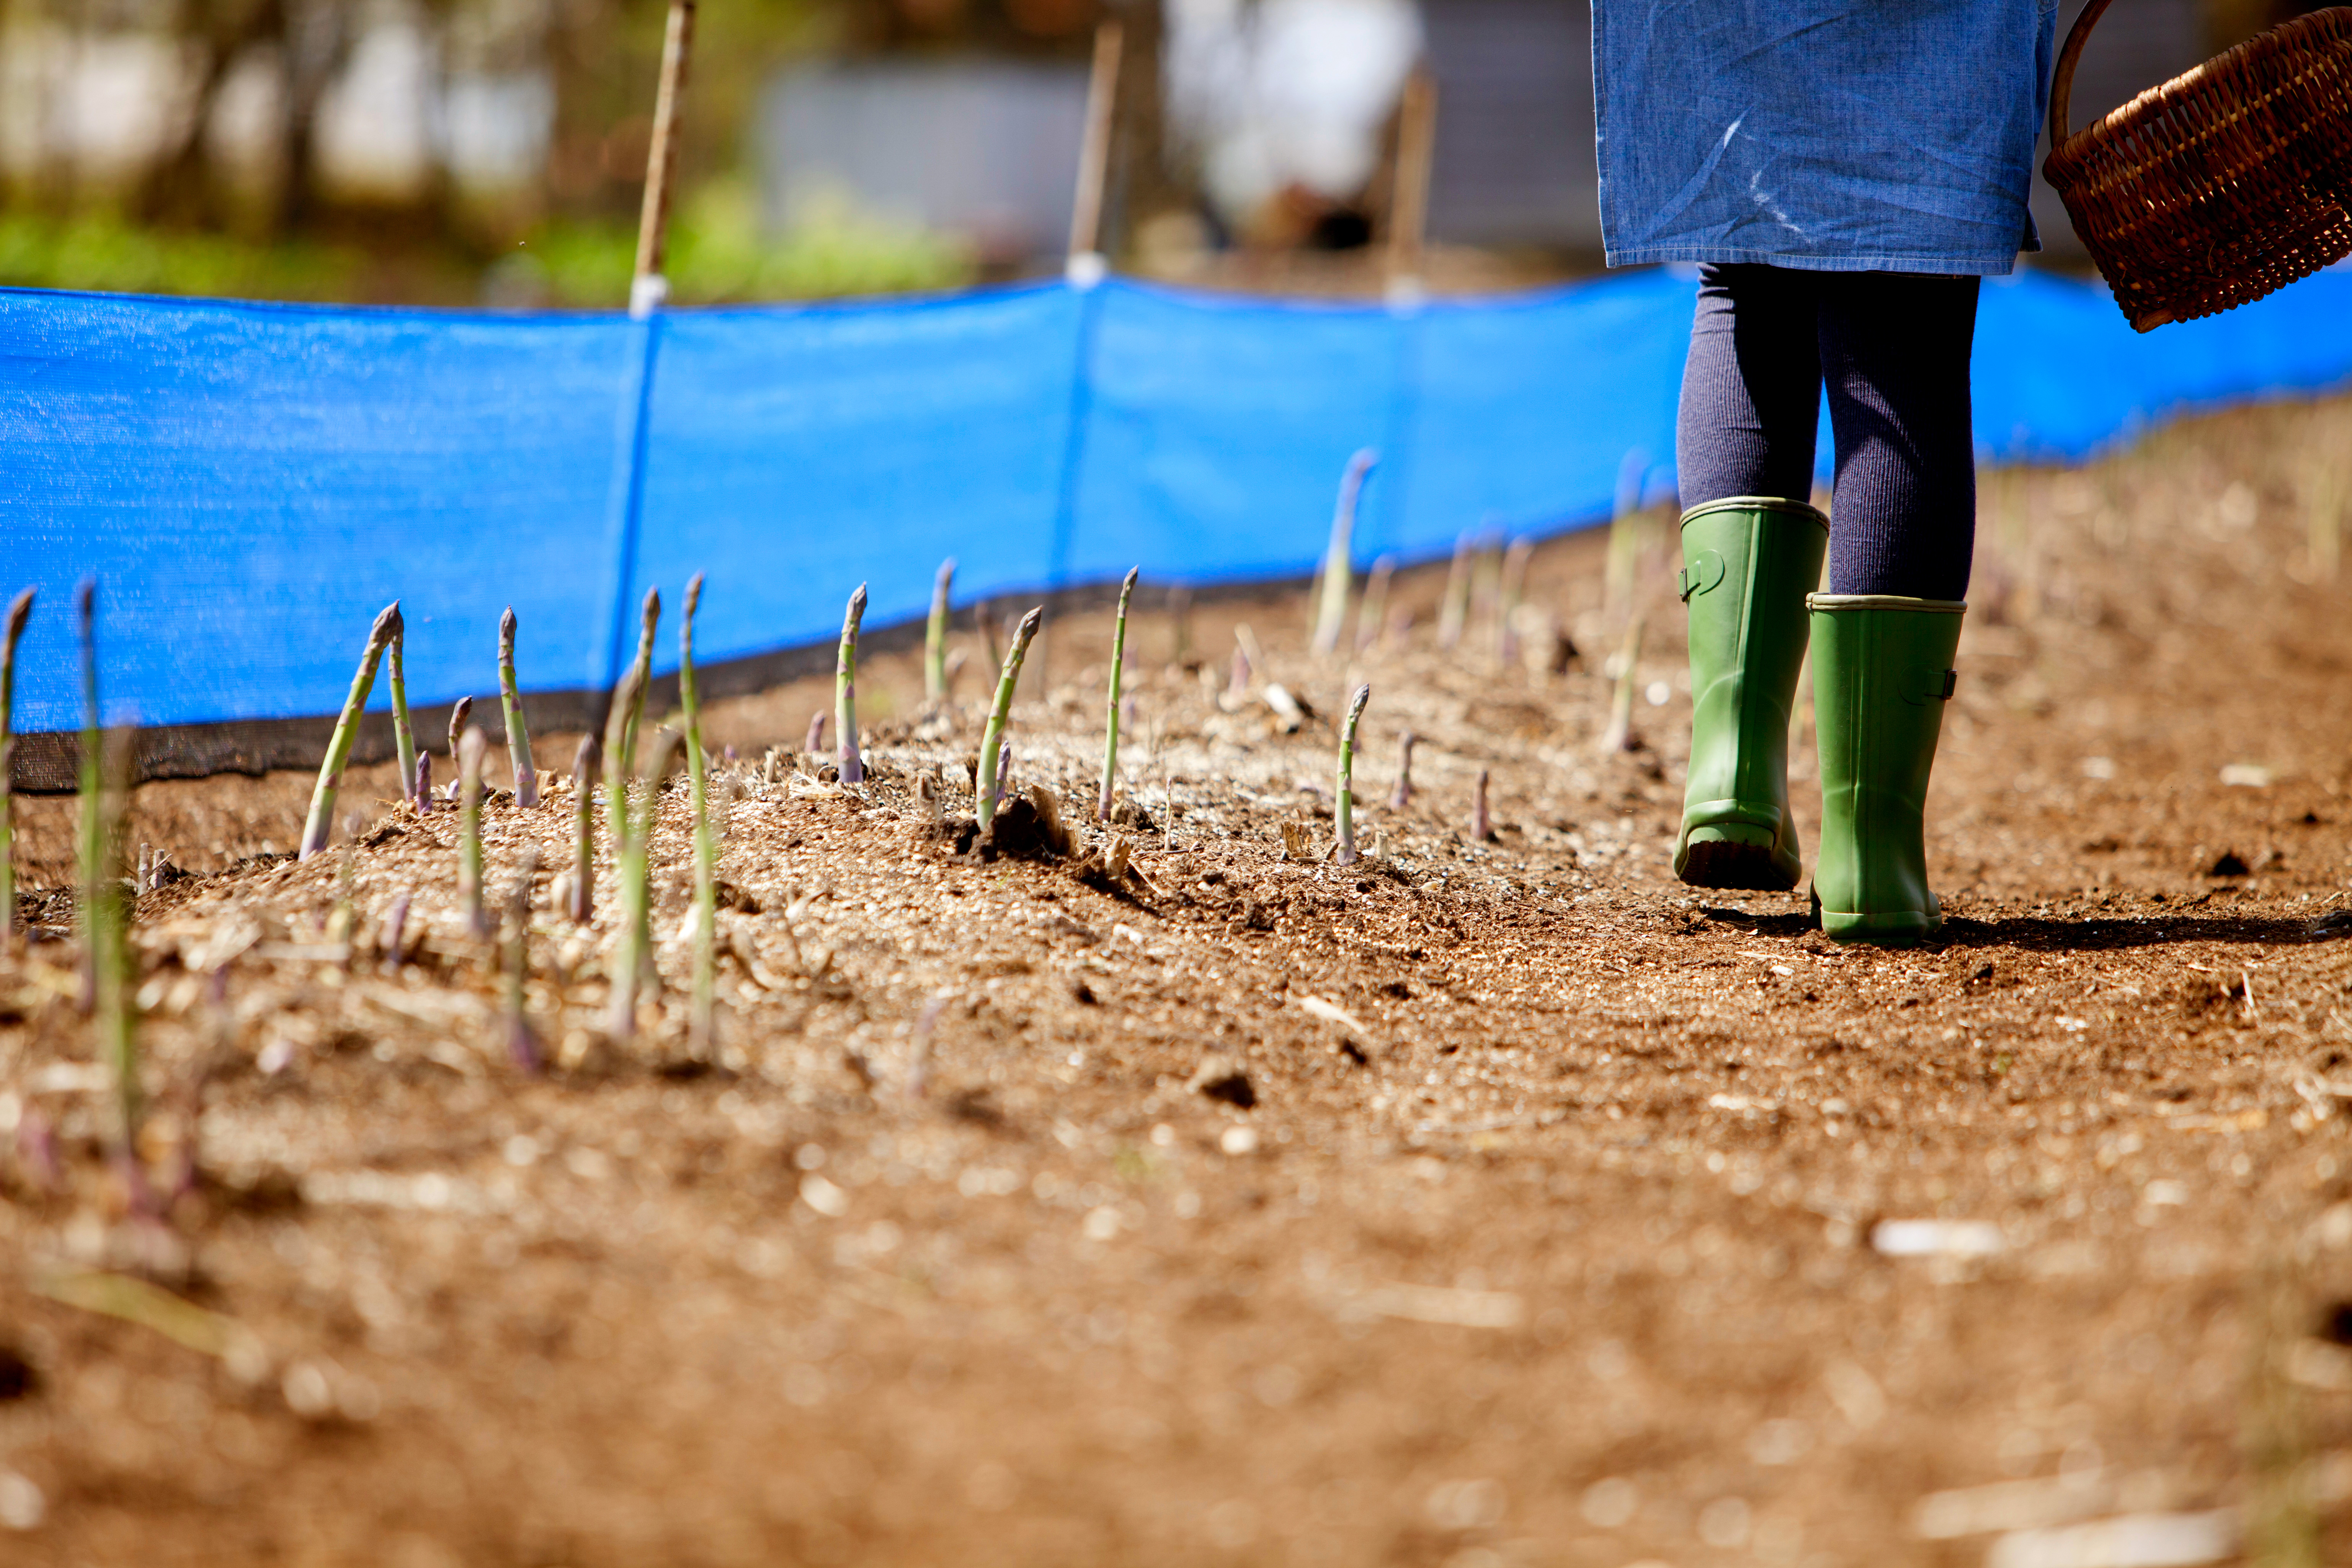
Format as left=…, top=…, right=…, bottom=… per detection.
left=300, top=601, right=400, bottom=858
left=975, top=608, right=1044, bottom=829
left=446, top=696, right=473, bottom=799
left=1391, top=730, right=1416, bottom=810
left=1228, top=642, right=1251, bottom=700
left=1, top=586, right=31, bottom=952
left=570, top=733, right=599, bottom=924
left=458, top=727, right=489, bottom=938
left=498, top=606, right=539, bottom=807
left=836, top=582, right=867, bottom=784
left=682, top=572, right=718, bottom=1057
left=412, top=748, right=433, bottom=814
left=1312, top=449, right=1378, bottom=655
left=1100, top=565, right=1140, bottom=822
left=380, top=891, right=411, bottom=971
left=1334, top=683, right=1371, bottom=866
left=806, top=710, right=826, bottom=756
left=1472, top=767, right=1493, bottom=843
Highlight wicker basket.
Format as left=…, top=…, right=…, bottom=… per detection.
left=2042, top=1, right=2352, bottom=331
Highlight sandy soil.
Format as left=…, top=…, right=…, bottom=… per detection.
left=4, top=394, right=2352, bottom=1568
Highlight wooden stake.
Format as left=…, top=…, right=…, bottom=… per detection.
left=632, top=0, right=697, bottom=315
left=1385, top=65, right=1437, bottom=300
left=1067, top=18, right=1125, bottom=280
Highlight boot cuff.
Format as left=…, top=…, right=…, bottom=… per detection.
left=1679, top=496, right=1829, bottom=533
left=1806, top=594, right=1967, bottom=614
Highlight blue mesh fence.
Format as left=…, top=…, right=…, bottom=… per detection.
left=3, top=264, right=2349, bottom=744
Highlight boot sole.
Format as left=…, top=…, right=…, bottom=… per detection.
left=1814, top=895, right=1942, bottom=947
left=1677, top=835, right=1800, bottom=892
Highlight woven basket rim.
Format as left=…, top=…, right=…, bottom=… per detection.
left=2051, top=6, right=2352, bottom=167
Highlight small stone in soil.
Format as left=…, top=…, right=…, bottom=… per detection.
left=1190, top=1055, right=1257, bottom=1109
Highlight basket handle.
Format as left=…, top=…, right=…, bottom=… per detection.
left=2048, top=0, right=2120, bottom=147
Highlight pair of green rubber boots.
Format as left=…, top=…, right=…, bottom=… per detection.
left=1673, top=496, right=1963, bottom=945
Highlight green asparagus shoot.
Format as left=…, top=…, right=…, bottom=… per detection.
left=1437, top=532, right=1473, bottom=648
left=570, top=734, right=599, bottom=925
left=77, top=584, right=138, bottom=1175
left=504, top=848, right=542, bottom=1072
left=1496, top=536, right=1533, bottom=668
left=1, top=587, right=31, bottom=952
left=1334, top=683, right=1371, bottom=866
left=976, top=606, right=1044, bottom=830
left=603, top=589, right=661, bottom=847
left=681, top=573, right=718, bottom=1057
left=926, top=559, right=955, bottom=705
left=498, top=606, right=539, bottom=807
left=457, top=727, right=489, bottom=937
left=607, top=728, right=681, bottom=1042
left=301, top=601, right=400, bottom=859
left=387, top=614, right=417, bottom=805
left=1099, top=566, right=1140, bottom=821
left=1600, top=614, right=1645, bottom=754
left=837, top=582, right=868, bottom=784
left=446, top=696, right=472, bottom=792
left=1312, top=449, right=1378, bottom=655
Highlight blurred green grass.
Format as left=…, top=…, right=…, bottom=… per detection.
left=0, top=181, right=977, bottom=309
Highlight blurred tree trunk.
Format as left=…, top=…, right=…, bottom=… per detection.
left=134, top=0, right=287, bottom=227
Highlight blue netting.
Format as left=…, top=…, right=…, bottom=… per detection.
left=4, top=264, right=2349, bottom=736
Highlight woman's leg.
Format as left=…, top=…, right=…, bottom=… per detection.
left=1806, top=271, right=1980, bottom=943
left=1815, top=273, right=1981, bottom=598
left=1676, top=263, right=1824, bottom=505
left=1672, top=264, right=1831, bottom=891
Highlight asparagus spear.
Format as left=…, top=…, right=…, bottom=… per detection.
left=607, top=728, right=681, bottom=1042
left=1, top=588, right=31, bottom=952
left=77, top=584, right=138, bottom=1184
left=1334, top=683, right=1372, bottom=866
left=601, top=590, right=661, bottom=849
left=569, top=733, right=599, bottom=924
left=926, top=559, right=955, bottom=706
left=387, top=614, right=416, bottom=804
left=681, top=573, right=718, bottom=1057
left=1356, top=554, right=1396, bottom=653
left=445, top=696, right=472, bottom=801
left=1099, top=566, right=1140, bottom=822
left=498, top=607, right=538, bottom=807
left=1312, top=449, right=1378, bottom=655
left=1472, top=767, right=1494, bottom=842
left=1437, top=532, right=1473, bottom=649
left=300, top=601, right=400, bottom=859
left=1391, top=730, right=1416, bottom=810
left=837, top=582, right=867, bottom=784
left=503, top=848, right=542, bottom=1072
left=457, top=727, right=489, bottom=937
left=976, top=607, right=1044, bottom=830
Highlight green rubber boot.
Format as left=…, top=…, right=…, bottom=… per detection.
left=1674, top=497, right=1829, bottom=891
left=1807, top=594, right=1965, bottom=945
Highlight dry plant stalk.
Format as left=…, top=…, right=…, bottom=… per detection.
left=681, top=573, right=718, bottom=1056
left=1437, top=532, right=1473, bottom=648
left=301, top=601, right=400, bottom=858
left=1357, top=555, right=1396, bottom=653
left=569, top=733, right=599, bottom=924
left=836, top=582, right=868, bottom=784
left=498, top=607, right=539, bottom=807
left=1100, top=566, right=1140, bottom=821
left=0, top=586, right=31, bottom=951
left=1334, top=683, right=1372, bottom=865
left=78, top=584, right=140, bottom=1184
left=386, top=613, right=417, bottom=805
left=926, top=559, right=955, bottom=705
left=457, top=727, right=489, bottom=937
left=977, top=606, right=1045, bottom=830
left=1312, top=448, right=1379, bottom=655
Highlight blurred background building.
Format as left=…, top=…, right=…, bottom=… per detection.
left=0, top=0, right=2329, bottom=305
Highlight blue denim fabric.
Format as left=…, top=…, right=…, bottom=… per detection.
left=1593, top=0, right=2061, bottom=275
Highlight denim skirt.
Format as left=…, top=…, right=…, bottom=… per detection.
left=1592, top=0, right=2061, bottom=275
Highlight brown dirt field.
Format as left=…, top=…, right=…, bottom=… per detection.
left=5, top=394, right=2352, bottom=1568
